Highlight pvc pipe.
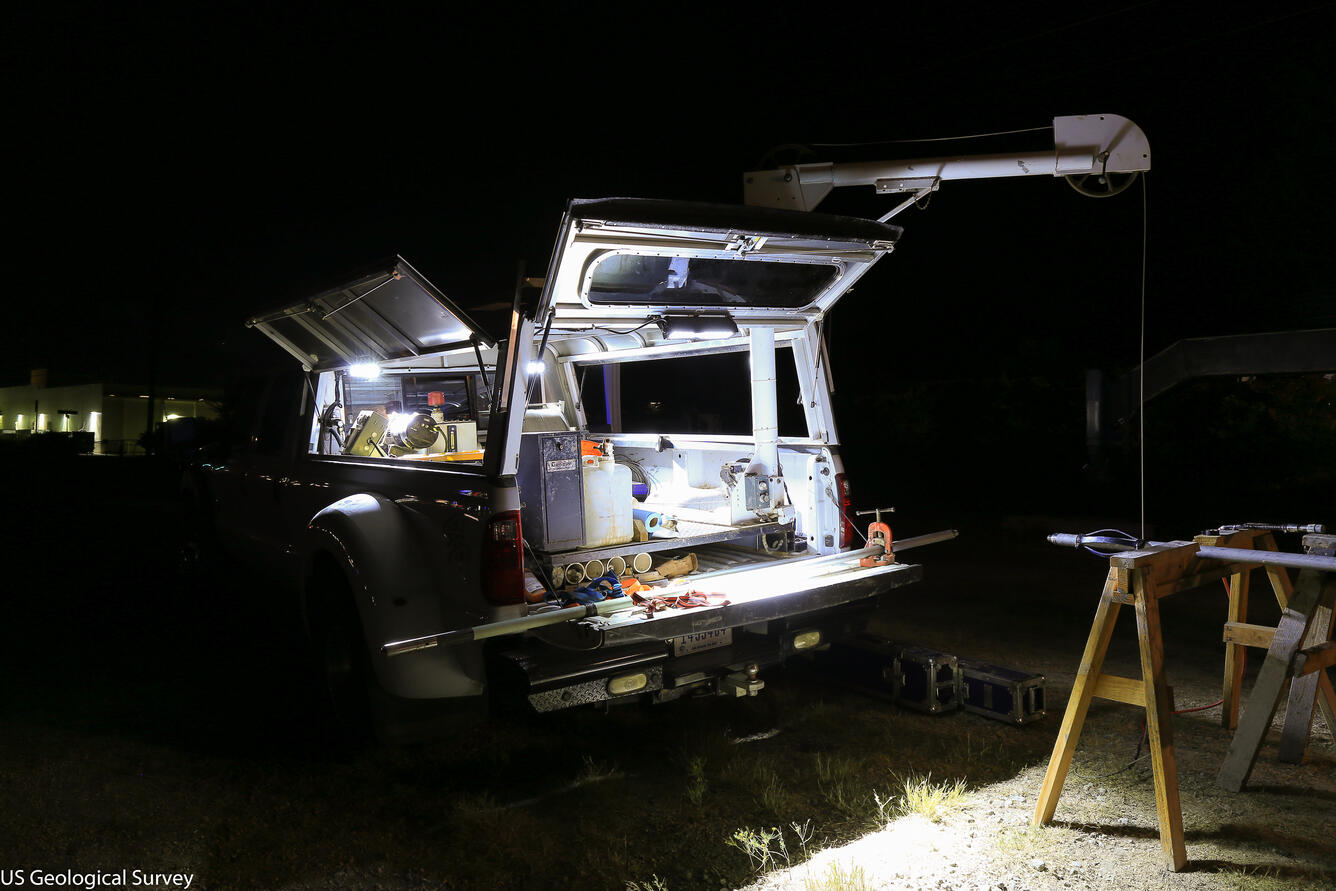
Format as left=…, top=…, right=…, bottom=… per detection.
left=583, top=559, right=606, bottom=580
left=632, top=509, right=663, bottom=533
left=632, top=552, right=652, bottom=573
left=749, top=326, right=779, bottom=477
left=563, top=562, right=586, bottom=585
left=607, top=555, right=627, bottom=577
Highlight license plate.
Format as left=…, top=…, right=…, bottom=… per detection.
left=674, top=628, right=732, bottom=657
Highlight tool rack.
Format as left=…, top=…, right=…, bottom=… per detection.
left=1032, top=530, right=1336, bottom=872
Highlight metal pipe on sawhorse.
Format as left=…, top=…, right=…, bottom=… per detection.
left=1033, top=530, right=1336, bottom=872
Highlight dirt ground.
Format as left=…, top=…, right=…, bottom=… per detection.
left=1, top=459, right=1332, bottom=890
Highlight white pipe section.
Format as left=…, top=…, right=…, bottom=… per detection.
left=749, top=326, right=779, bottom=477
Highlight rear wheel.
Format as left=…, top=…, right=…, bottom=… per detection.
left=306, top=559, right=486, bottom=744
left=307, top=563, right=376, bottom=741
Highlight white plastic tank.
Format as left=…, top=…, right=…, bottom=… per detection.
left=582, top=453, right=633, bottom=548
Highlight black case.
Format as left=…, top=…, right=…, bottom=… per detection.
left=822, top=633, right=902, bottom=697
left=892, top=645, right=961, bottom=714
left=958, top=658, right=1046, bottom=724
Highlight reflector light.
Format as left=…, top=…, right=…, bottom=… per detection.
left=482, top=510, right=525, bottom=604
left=835, top=472, right=853, bottom=549
left=792, top=630, right=822, bottom=650
left=607, top=672, right=648, bottom=696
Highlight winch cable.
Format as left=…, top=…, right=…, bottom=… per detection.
left=1138, top=173, right=1149, bottom=542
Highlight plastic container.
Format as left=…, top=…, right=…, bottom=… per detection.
left=582, top=454, right=633, bottom=547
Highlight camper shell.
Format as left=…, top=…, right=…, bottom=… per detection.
left=197, top=198, right=923, bottom=736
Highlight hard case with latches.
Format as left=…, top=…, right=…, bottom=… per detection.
left=892, top=645, right=961, bottom=714
left=823, top=633, right=902, bottom=697
left=958, top=658, right=1045, bottom=724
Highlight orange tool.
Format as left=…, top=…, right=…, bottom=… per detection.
left=855, top=507, right=896, bottom=567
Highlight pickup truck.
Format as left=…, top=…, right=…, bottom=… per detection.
left=192, top=116, right=1150, bottom=740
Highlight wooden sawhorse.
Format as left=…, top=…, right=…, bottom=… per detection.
left=1032, top=531, right=1283, bottom=871
left=1217, top=532, right=1336, bottom=790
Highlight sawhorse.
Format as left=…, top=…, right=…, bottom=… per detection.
left=1032, top=530, right=1281, bottom=871
left=1217, top=533, right=1336, bottom=790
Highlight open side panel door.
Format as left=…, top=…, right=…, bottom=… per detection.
left=247, top=256, right=493, bottom=371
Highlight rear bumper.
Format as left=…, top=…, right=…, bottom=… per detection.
left=492, top=561, right=922, bottom=712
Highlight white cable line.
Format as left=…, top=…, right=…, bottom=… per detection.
left=811, top=126, right=1051, bottom=148
left=1140, top=174, right=1149, bottom=541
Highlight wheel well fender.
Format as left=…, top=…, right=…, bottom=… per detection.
left=303, top=492, right=484, bottom=699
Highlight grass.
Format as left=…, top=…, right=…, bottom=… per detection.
left=897, top=772, right=968, bottom=822
left=751, top=762, right=796, bottom=813
left=1221, top=866, right=1290, bottom=891
left=802, top=860, right=873, bottom=891
left=685, top=755, right=708, bottom=805
left=624, top=876, right=670, bottom=891
left=576, top=754, right=622, bottom=785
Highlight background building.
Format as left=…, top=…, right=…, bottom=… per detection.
left=0, top=369, right=220, bottom=455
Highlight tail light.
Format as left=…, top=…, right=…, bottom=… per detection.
left=482, top=510, right=525, bottom=604
left=835, top=472, right=853, bottom=549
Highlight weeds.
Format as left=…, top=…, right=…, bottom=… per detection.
left=995, top=823, right=1047, bottom=854
left=685, top=756, right=708, bottom=806
left=1222, top=866, right=1289, bottom=891
left=802, top=860, right=872, bottom=891
left=752, top=763, right=795, bottom=813
left=813, top=754, right=865, bottom=817
left=814, top=753, right=856, bottom=785
left=898, top=772, right=967, bottom=823
left=577, top=754, right=622, bottom=785
left=624, top=876, right=670, bottom=891
left=872, top=790, right=895, bottom=828
left=729, top=826, right=788, bottom=874
left=728, top=821, right=814, bottom=877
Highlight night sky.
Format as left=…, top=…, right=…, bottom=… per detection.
left=10, top=3, right=1333, bottom=386
left=8, top=3, right=1335, bottom=521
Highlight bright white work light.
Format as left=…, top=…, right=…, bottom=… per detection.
left=657, top=312, right=739, bottom=341
left=349, top=363, right=382, bottom=380
left=526, top=360, right=546, bottom=374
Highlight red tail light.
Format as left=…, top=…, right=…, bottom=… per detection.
left=482, top=510, right=525, bottom=604
left=835, top=472, right=853, bottom=549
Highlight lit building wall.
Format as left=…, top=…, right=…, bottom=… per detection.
left=0, top=380, right=218, bottom=454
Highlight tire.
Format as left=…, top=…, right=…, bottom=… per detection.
left=306, top=560, right=485, bottom=744
left=307, top=563, right=377, bottom=742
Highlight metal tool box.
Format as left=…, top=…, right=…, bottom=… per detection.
left=516, top=432, right=585, bottom=552
left=893, top=645, right=961, bottom=714
left=958, top=658, right=1046, bottom=724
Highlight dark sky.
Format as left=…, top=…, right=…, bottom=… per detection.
left=8, top=3, right=1335, bottom=389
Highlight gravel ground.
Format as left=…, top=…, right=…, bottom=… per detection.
left=2, top=459, right=1332, bottom=890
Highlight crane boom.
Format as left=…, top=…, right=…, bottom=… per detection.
left=743, top=114, right=1150, bottom=213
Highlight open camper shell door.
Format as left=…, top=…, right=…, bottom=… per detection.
left=533, top=198, right=903, bottom=330
left=247, top=256, right=494, bottom=372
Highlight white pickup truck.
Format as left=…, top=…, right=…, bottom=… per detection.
left=192, top=116, right=1149, bottom=740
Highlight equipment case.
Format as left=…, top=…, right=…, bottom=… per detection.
left=958, top=658, right=1046, bottom=724
left=892, top=645, right=961, bottom=714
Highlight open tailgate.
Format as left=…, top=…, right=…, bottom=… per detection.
left=575, top=546, right=921, bottom=648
